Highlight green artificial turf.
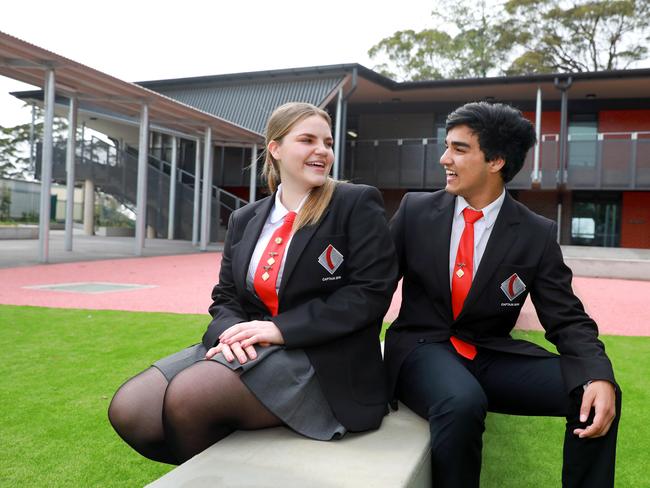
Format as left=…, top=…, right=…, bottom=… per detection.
left=0, top=305, right=205, bottom=487
left=1, top=305, right=648, bottom=487
left=482, top=329, right=649, bottom=487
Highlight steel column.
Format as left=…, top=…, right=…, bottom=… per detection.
left=29, top=103, right=36, bottom=172
left=249, top=143, right=258, bottom=202
left=338, top=100, right=348, bottom=178
left=554, top=77, right=573, bottom=186
left=64, top=97, right=78, bottom=251
left=192, top=139, right=201, bottom=246
left=554, top=77, right=572, bottom=246
left=38, top=69, right=55, bottom=263
left=168, top=136, right=178, bottom=240
left=135, top=104, right=149, bottom=256
left=200, top=128, right=212, bottom=251
left=333, top=87, right=343, bottom=179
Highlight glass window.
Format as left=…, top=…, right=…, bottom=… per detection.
left=436, top=126, right=446, bottom=145
left=568, top=119, right=598, bottom=167
left=571, top=192, right=621, bottom=247
left=571, top=217, right=596, bottom=241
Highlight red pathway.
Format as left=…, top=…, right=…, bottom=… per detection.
left=0, top=253, right=648, bottom=336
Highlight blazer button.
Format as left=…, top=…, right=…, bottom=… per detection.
left=417, top=338, right=426, bottom=344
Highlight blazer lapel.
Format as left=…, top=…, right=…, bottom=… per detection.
left=418, top=193, right=456, bottom=320
left=232, top=195, right=274, bottom=300
left=431, top=194, right=456, bottom=316
left=459, top=192, right=521, bottom=318
left=277, top=207, right=330, bottom=299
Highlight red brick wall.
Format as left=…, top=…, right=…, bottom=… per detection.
left=522, top=110, right=650, bottom=135
left=522, top=111, right=562, bottom=135
left=621, top=191, right=650, bottom=249
left=598, top=110, right=650, bottom=133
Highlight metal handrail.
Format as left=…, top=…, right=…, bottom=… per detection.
left=122, top=144, right=249, bottom=218
left=136, top=148, right=249, bottom=209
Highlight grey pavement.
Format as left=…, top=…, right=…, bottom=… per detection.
left=0, top=229, right=223, bottom=268
left=0, top=231, right=649, bottom=280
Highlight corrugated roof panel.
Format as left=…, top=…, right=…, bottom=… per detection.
left=155, top=76, right=344, bottom=135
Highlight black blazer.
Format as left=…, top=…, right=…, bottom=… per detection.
left=203, top=182, right=398, bottom=431
left=385, top=190, right=616, bottom=397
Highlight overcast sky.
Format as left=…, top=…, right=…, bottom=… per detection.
left=1, top=0, right=434, bottom=127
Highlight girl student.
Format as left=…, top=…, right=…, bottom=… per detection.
left=108, top=102, right=398, bottom=464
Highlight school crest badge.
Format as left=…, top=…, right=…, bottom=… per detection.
left=318, top=244, right=344, bottom=275
left=500, top=273, right=526, bottom=301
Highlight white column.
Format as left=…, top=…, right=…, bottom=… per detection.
left=200, top=128, right=212, bottom=251
left=533, top=86, right=542, bottom=184
left=556, top=203, right=562, bottom=243
left=83, top=179, right=94, bottom=235
left=249, top=143, right=258, bottom=202
left=135, top=104, right=149, bottom=256
left=64, top=97, right=77, bottom=251
left=167, top=136, right=178, bottom=240
left=38, top=69, right=55, bottom=263
left=192, top=138, right=201, bottom=246
left=333, top=87, right=343, bottom=179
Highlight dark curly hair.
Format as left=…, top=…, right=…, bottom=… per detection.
left=445, top=102, right=536, bottom=183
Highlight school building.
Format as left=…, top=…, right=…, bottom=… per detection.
left=8, top=53, right=650, bottom=249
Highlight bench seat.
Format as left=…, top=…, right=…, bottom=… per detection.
left=146, top=403, right=430, bottom=488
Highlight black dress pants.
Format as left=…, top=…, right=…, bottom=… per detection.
left=397, top=342, right=621, bottom=488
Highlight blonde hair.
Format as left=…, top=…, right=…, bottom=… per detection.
left=262, top=102, right=337, bottom=232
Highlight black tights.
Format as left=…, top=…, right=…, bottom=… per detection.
left=108, top=362, right=281, bottom=464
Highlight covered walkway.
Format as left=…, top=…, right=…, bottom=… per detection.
left=0, top=30, right=263, bottom=262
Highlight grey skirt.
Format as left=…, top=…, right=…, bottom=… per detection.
left=153, top=343, right=346, bottom=441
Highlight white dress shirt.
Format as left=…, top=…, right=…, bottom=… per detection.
left=246, top=185, right=310, bottom=294
left=448, top=190, right=506, bottom=288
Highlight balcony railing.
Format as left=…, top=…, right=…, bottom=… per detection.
left=345, top=132, right=650, bottom=190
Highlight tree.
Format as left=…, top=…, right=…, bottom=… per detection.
left=368, top=0, right=650, bottom=80
left=0, top=123, right=34, bottom=179
left=368, top=0, right=512, bottom=81
left=506, top=0, right=650, bottom=74
left=0, top=105, right=68, bottom=180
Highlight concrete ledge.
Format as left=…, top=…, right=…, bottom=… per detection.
left=564, top=257, right=650, bottom=281
left=0, top=225, right=38, bottom=239
left=561, top=245, right=650, bottom=281
left=96, top=226, right=135, bottom=237
left=147, top=404, right=430, bottom=488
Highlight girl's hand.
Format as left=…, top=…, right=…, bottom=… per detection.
left=205, top=340, right=257, bottom=364
left=219, top=320, right=284, bottom=349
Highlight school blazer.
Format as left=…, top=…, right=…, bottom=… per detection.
left=385, top=190, right=616, bottom=398
left=202, top=182, right=399, bottom=431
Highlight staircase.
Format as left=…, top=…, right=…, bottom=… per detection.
left=37, top=137, right=247, bottom=241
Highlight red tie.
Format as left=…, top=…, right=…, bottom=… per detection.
left=450, top=207, right=484, bottom=360
left=253, top=211, right=297, bottom=316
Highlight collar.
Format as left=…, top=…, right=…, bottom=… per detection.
left=454, top=189, right=506, bottom=230
left=269, top=184, right=310, bottom=224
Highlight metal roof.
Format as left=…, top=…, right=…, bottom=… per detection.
left=0, top=30, right=262, bottom=144
left=138, top=62, right=650, bottom=90
left=141, top=74, right=346, bottom=135
left=136, top=63, right=650, bottom=122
